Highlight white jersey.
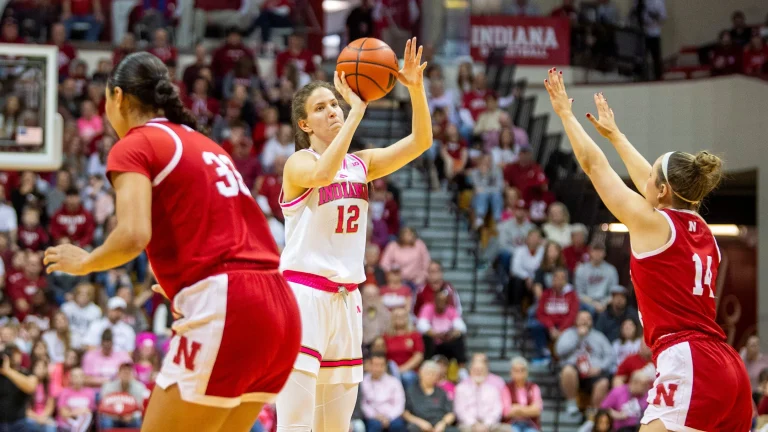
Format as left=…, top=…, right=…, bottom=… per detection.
left=280, top=149, right=369, bottom=283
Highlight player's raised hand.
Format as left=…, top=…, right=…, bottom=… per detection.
left=334, top=71, right=367, bottom=111
left=398, top=37, right=428, bottom=89
left=43, top=244, right=90, bottom=275
left=586, top=92, right=622, bottom=140
left=544, top=68, right=574, bottom=118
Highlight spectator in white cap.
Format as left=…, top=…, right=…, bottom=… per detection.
left=83, top=296, right=136, bottom=353
left=594, top=285, right=639, bottom=342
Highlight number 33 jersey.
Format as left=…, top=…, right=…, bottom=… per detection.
left=106, top=118, right=280, bottom=300
left=629, top=208, right=726, bottom=350
left=279, top=149, right=369, bottom=284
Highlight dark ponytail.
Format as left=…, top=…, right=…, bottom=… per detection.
left=108, top=52, right=198, bottom=130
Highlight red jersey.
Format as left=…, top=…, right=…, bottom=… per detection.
left=462, top=90, right=489, bottom=120
left=17, top=225, right=49, bottom=251
left=383, top=331, right=424, bottom=366
left=275, top=49, right=316, bottom=78
left=106, top=118, right=280, bottom=300
left=629, top=209, right=725, bottom=353
left=50, top=206, right=95, bottom=247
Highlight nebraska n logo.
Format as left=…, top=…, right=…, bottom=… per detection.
left=653, top=383, right=679, bottom=407
left=387, top=73, right=396, bottom=89
left=173, top=336, right=202, bottom=371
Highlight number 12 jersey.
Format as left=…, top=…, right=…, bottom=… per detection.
left=279, top=149, right=369, bottom=284
left=629, top=208, right=726, bottom=351
left=106, top=118, right=280, bottom=300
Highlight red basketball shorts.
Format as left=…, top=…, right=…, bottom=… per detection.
left=155, top=269, right=301, bottom=408
left=642, top=338, right=752, bottom=431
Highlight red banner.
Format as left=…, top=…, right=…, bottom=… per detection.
left=469, top=16, right=571, bottom=65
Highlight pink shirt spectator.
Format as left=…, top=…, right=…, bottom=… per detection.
left=380, top=239, right=431, bottom=285
left=360, top=373, right=406, bottom=421
left=56, top=387, right=96, bottom=426
left=31, top=383, right=49, bottom=415
left=438, top=379, right=456, bottom=400
left=454, top=378, right=504, bottom=426
left=81, top=349, right=132, bottom=382
left=417, top=304, right=466, bottom=342
left=76, top=116, right=103, bottom=142
left=461, top=373, right=512, bottom=416
left=600, top=384, right=648, bottom=430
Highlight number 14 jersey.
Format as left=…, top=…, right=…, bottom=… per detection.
left=279, top=149, right=369, bottom=284
left=629, top=208, right=726, bottom=350
left=106, top=118, right=280, bottom=301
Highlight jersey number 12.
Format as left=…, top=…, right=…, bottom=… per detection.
left=335, top=205, right=360, bottom=234
left=692, top=253, right=714, bottom=298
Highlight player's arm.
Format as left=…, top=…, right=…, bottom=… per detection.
left=585, top=93, right=653, bottom=197
left=544, top=69, right=661, bottom=233
left=283, top=71, right=366, bottom=190
left=44, top=173, right=151, bottom=275
left=355, top=38, right=432, bottom=181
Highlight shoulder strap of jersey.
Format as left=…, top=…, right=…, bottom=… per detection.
left=301, top=148, right=321, bottom=159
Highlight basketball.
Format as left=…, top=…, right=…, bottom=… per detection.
left=336, top=38, right=400, bottom=102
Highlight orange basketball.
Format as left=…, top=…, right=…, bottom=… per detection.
left=336, top=38, right=400, bottom=102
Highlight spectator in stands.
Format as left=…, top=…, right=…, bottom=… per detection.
left=261, top=124, right=294, bottom=173
left=362, top=284, right=391, bottom=349
left=364, top=244, right=386, bottom=286
left=473, top=93, right=504, bottom=137
left=49, top=188, right=94, bottom=248
left=563, top=223, right=589, bottom=273
left=182, top=44, right=208, bottom=92
left=710, top=30, right=743, bottom=76
left=381, top=227, right=431, bottom=288
left=610, top=318, right=641, bottom=369
left=222, top=56, right=263, bottom=102
left=56, top=367, right=95, bottom=430
left=629, top=0, right=666, bottom=80
left=0, top=16, right=24, bottom=43
left=112, top=33, right=137, bottom=67
left=594, top=285, right=638, bottom=342
left=61, top=0, right=103, bottom=42
left=44, top=171, right=69, bottom=218
left=532, top=241, right=565, bottom=300
left=18, top=207, right=48, bottom=252
left=361, top=353, right=407, bottom=432
left=557, top=311, right=614, bottom=417
left=403, top=361, right=457, bottom=432
left=574, top=241, right=618, bottom=315
left=730, top=10, right=752, bottom=47
left=346, top=0, right=375, bottom=42
left=508, top=229, right=544, bottom=307
left=522, top=175, right=554, bottom=225
left=76, top=100, right=103, bottom=143
left=414, top=261, right=461, bottom=317
left=115, top=286, right=149, bottom=335
left=7, top=256, right=46, bottom=322
left=0, top=95, right=22, bottom=140
left=0, top=343, right=37, bottom=430
left=454, top=357, right=508, bottom=432
left=541, top=202, right=572, bottom=246
left=98, top=362, right=146, bottom=429
left=48, top=22, right=77, bottom=78
left=186, top=77, right=219, bottom=128
left=529, top=267, right=578, bottom=363
left=0, top=184, right=18, bottom=246
left=503, top=146, right=543, bottom=194
left=26, top=358, right=56, bottom=432
left=491, top=128, right=518, bottom=169
left=499, top=186, right=523, bottom=223
left=461, top=73, right=490, bottom=123
left=384, top=307, right=424, bottom=389
left=380, top=268, right=412, bottom=312
left=247, top=0, right=295, bottom=47
left=744, top=34, right=768, bottom=76
left=84, top=297, right=135, bottom=353
left=612, top=339, right=653, bottom=388
left=741, top=336, right=768, bottom=393
left=370, top=178, right=400, bottom=243
left=41, top=311, right=70, bottom=364
left=211, top=28, right=255, bottom=82
left=496, top=200, right=533, bottom=286
left=504, top=357, right=542, bottom=432
left=82, top=175, right=113, bottom=225
left=418, top=292, right=467, bottom=365
left=429, top=355, right=455, bottom=400
left=211, top=101, right=249, bottom=143
left=437, top=124, right=469, bottom=184
left=60, top=283, right=101, bottom=350
left=470, top=154, right=505, bottom=230
left=148, top=28, right=177, bottom=64
left=228, top=129, right=261, bottom=190
left=82, top=328, right=132, bottom=388
left=600, top=371, right=650, bottom=431
left=504, top=0, right=541, bottom=16
left=275, top=33, right=316, bottom=80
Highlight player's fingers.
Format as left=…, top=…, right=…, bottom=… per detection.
left=43, top=252, right=58, bottom=265
left=415, top=45, right=423, bottom=65
left=46, top=263, right=60, bottom=274
left=403, top=38, right=411, bottom=61
left=586, top=112, right=599, bottom=127
left=419, top=62, right=428, bottom=72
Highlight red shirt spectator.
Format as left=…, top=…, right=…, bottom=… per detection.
left=743, top=35, right=768, bottom=76
left=379, top=268, right=412, bottom=311
left=613, top=345, right=653, bottom=386
left=503, top=147, right=544, bottom=193
left=710, top=31, right=743, bottom=76
left=49, top=23, right=77, bottom=78
left=0, top=18, right=24, bottom=44
left=374, top=0, right=418, bottom=38
left=535, top=281, right=579, bottom=332
left=383, top=330, right=424, bottom=366
left=7, top=259, right=46, bottom=321
left=462, top=89, right=490, bottom=121
left=257, top=173, right=283, bottom=222
left=66, top=0, right=95, bottom=16
left=195, top=0, right=241, bottom=11
left=211, top=30, right=255, bottom=81
left=522, top=179, right=555, bottom=224
left=18, top=207, right=48, bottom=252
left=413, top=261, right=461, bottom=316
left=562, top=224, right=589, bottom=273
left=183, top=45, right=209, bottom=93
left=113, top=33, right=137, bottom=66
left=275, top=34, right=316, bottom=79
left=226, top=128, right=261, bottom=190
left=185, top=77, right=220, bottom=127
left=147, top=29, right=178, bottom=64
left=50, top=190, right=95, bottom=248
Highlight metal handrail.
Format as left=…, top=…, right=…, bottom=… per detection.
left=451, top=205, right=461, bottom=270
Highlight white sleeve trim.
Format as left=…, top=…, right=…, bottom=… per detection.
left=145, top=123, right=183, bottom=187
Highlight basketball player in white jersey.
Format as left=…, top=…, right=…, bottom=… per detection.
left=276, top=38, right=431, bottom=432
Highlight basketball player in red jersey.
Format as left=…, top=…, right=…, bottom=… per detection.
left=43, top=52, right=301, bottom=432
left=544, top=69, right=751, bottom=431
